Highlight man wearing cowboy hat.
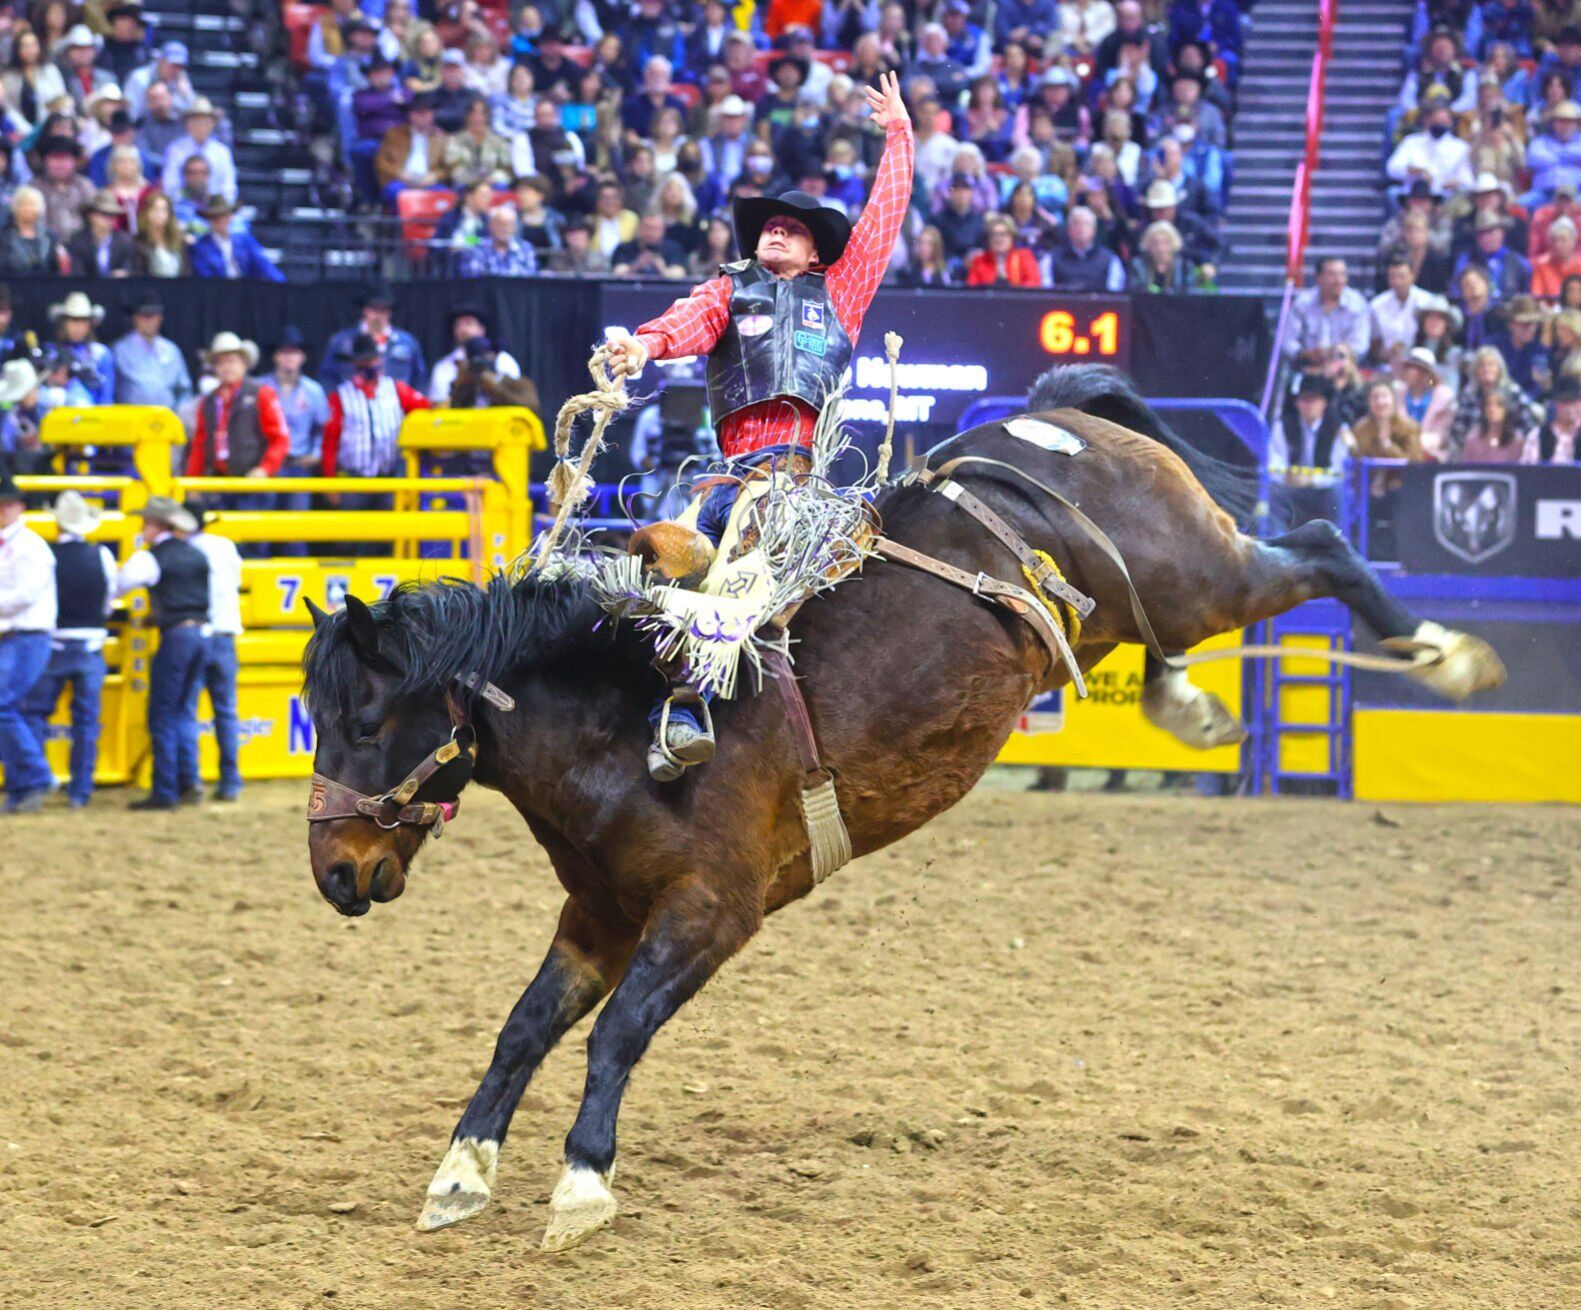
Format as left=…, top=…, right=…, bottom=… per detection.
left=186, top=332, right=289, bottom=483
left=1529, top=373, right=1581, bottom=464
left=1528, top=99, right=1581, bottom=202
left=0, top=470, right=58, bottom=814
left=178, top=495, right=245, bottom=801
left=1492, top=294, right=1552, bottom=395
left=125, top=39, right=195, bottom=123
left=604, top=72, right=913, bottom=779
left=58, top=24, right=116, bottom=113
left=0, top=358, right=48, bottom=476
left=19, top=491, right=116, bottom=808
left=320, top=282, right=424, bottom=391
left=37, top=136, right=96, bottom=245
left=427, top=306, right=522, bottom=405
left=116, top=496, right=210, bottom=809
left=49, top=291, right=115, bottom=406
left=113, top=295, right=193, bottom=409
left=98, top=1, right=150, bottom=84
left=1452, top=209, right=1531, bottom=302
left=160, top=96, right=237, bottom=204
left=189, top=194, right=285, bottom=281
left=65, top=188, right=136, bottom=278
left=321, top=331, right=429, bottom=481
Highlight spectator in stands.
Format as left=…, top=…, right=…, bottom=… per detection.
left=1159, top=68, right=1226, bottom=150
left=894, top=223, right=951, bottom=287
left=1456, top=264, right=1499, bottom=349
left=1325, top=343, right=1369, bottom=427
left=1387, top=210, right=1453, bottom=295
left=1371, top=250, right=1436, bottom=367
left=0, top=288, right=15, bottom=360
left=1058, top=0, right=1115, bottom=55
left=112, top=294, right=191, bottom=409
left=1097, top=2, right=1167, bottom=83
left=1350, top=377, right=1426, bottom=462
left=1380, top=178, right=1451, bottom=260
left=1530, top=179, right=1580, bottom=256
left=1449, top=344, right=1536, bottom=455
left=1394, top=345, right=1458, bottom=456
left=1453, top=210, right=1531, bottom=301
left=1388, top=96, right=1476, bottom=198
left=0, top=469, right=58, bottom=814
left=97, top=2, right=148, bottom=85
left=4, top=26, right=67, bottom=125
left=1452, top=174, right=1529, bottom=257
left=1527, top=100, right=1581, bottom=201
left=1527, top=371, right=1581, bottom=461
left=513, top=175, right=564, bottom=251
left=446, top=336, right=539, bottom=411
left=907, top=24, right=967, bottom=107
left=353, top=51, right=408, bottom=148
left=1415, top=295, right=1465, bottom=392
left=321, top=331, right=429, bottom=488
left=1400, top=29, right=1478, bottom=116
left=375, top=91, right=447, bottom=201
left=124, top=39, right=189, bottom=122
left=934, top=172, right=985, bottom=263
left=49, top=291, right=113, bottom=405
left=308, top=0, right=358, bottom=72
left=1140, top=174, right=1218, bottom=269
left=436, top=177, right=495, bottom=253
left=178, top=495, right=244, bottom=802
left=1533, top=23, right=1581, bottom=98
left=547, top=217, right=610, bottom=273
left=964, top=214, right=1040, bottom=287
left=38, top=137, right=95, bottom=245
left=185, top=333, right=288, bottom=484
left=1128, top=218, right=1192, bottom=292
left=268, top=325, right=329, bottom=477
left=623, top=54, right=683, bottom=138
left=528, top=27, right=579, bottom=99
left=432, top=49, right=476, bottom=134
left=91, top=120, right=153, bottom=196
left=699, top=93, right=753, bottom=193
left=429, top=307, right=518, bottom=403
left=589, top=177, right=639, bottom=260
left=160, top=97, right=237, bottom=205
left=328, top=18, right=379, bottom=101
left=65, top=188, right=134, bottom=276
left=940, top=2, right=990, bottom=79
left=611, top=210, right=685, bottom=277
left=443, top=95, right=511, bottom=187
left=1004, top=181, right=1059, bottom=256
left=136, top=79, right=184, bottom=159
left=190, top=196, right=285, bottom=281
left=129, top=188, right=184, bottom=276
left=1458, top=388, right=1533, bottom=461
left=1050, top=205, right=1126, bottom=290
left=1493, top=294, right=1553, bottom=393
left=1553, top=306, right=1581, bottom=378
left=1468, top=0, right=1535, bottom=60
left=0, top=183, right=59, bottom=273
left=491, top=61, right=536, bottom=139
left=59, top=25, right=114, bottom=113
left=1166, top=0, right=1241, bottom=82
left=1285, top=257, right=1373, bottom=370
left=462, top=32, right=507, bottom=99
left=459, top=204, right=540, bottom=276
left=1534, top=215, right=1581, bottom=295
left=1270, top=374, right=1350, bottom=478
left=322, top=284, right=424, bottom=391
left=17, top=490, right=114, bottom=809
left=1465, top=90, right=1527, bottom=188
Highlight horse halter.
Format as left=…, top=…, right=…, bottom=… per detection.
left=306, top=679, right=512, bottom=837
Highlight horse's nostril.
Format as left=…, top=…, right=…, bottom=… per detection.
left=325, top=861, right=358, bottom=904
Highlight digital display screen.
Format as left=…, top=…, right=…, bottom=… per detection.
left=603, top=287, right=1132, bottom=433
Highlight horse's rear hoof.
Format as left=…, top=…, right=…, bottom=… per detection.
left=540, top=1165, right=617, bottom=1252
left=1399, top=622, right=1508, bottom=702
left=415, top=1136, right=497, bottom=1232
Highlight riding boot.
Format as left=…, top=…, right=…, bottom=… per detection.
left=647, top=685, right=715, bottom=782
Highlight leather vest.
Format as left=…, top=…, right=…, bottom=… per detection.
left=199, top=380, right=268, bottom=475
left=705, top=261, right=853, bottom=427
left=149, top=536, right=210, bottom=628
left=52, top=539, right=107, bottom=631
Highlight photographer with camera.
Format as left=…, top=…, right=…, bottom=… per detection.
left=47, top=293, right=114, bottom=407
left=445, top=336, right=539, bottom=412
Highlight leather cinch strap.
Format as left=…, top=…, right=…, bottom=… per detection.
left=763, top=647, right=825, bottom=781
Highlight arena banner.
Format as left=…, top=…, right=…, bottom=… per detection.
left=1396, top=464, right=1581, bottom=577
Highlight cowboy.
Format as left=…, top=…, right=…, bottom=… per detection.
left=49, top=291, right=115, bottom=406
left=20, top=491, right=116, bottom=808
left=190, top=195, right=286, bottom=281
left=66, top=188, right=137, bottom=277
left=181, top=496, right=245, bottom=801
left=113, top=294, right=194, bottom=409
left=117, top=496, right=210, bottom=810
left=321, top=331, right=430, bottom=483
left=321, top=283, right=425, bottom=391
left=0, top=358, right=48, bottom=476
left=161, top=96, right=237, bottom=204
left=604, top=71, right=914, bottom=780
left=186, top=332, right=290, bottom=480
left=0, top=470, right=58, bottom=814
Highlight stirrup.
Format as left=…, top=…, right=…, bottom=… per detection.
left=651, top=695, right=715, bottom=779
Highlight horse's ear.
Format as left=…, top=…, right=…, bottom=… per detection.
left=343, top=594, right=384, bottom=666
left=304, top=597, right=328, bottom=630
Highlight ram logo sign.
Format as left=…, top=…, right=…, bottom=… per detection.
left=1433, top=472, right=1517, bottom=565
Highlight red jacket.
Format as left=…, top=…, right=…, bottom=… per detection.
left=186, top=380, right=290, bottom=476
left=965, top=246, right=1042, bottom=288
left=321, top=376, right=430, bottom=477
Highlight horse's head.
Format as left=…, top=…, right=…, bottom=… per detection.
left=302, top=594, right=477, bottom=916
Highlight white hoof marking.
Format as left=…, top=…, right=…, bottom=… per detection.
left=1404, top=622, right=1507, bottom=703
left=415, top=1137, right=498, bottom=1232
left=540, top=1164, right=618, bottom=1252
left=1142, top=668, right=1247, bottom=750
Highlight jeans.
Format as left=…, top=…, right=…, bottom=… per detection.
left=279, top=458, right=320, bottom=557
left=180, top=632, right=242, bottom=796
left=20, top=638, right=105, bottom=804
left=0, top=631, right=54, bottom=799
left=231, top=491, right=275, bottom=559
left=148, top=624, right=207, bottom=804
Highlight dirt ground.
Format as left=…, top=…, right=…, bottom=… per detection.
left=2, top=780, right=1578, bottom=1310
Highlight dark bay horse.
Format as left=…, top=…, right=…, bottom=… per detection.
left=300, top=366, right=1503, bottom=1251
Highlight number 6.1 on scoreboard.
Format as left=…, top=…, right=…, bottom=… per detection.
left=1039, top=310, right=1121, bottom=358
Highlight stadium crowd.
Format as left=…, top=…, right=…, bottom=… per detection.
left=0, top=0, right=1246, bottom=290
left=1277, top=1, right=1581, bottom=474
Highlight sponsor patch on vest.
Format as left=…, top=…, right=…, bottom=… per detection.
left=793, top=330, right=827, bottom=355
left=738, top=313, right=773, bottom=338
left=801, top=301, right=825, bottom=331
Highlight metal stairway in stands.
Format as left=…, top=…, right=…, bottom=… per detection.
left=1221, top=0, right=1410, bottom=294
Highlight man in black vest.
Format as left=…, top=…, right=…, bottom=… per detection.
left=116, top=497, right=211, bottom=810
left=21, top=491, right=116, bottom=808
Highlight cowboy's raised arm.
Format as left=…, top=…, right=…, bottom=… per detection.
left=826, top=72, right=914, bottom=338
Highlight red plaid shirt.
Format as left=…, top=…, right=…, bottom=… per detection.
left=635, top=120, right=914, bottom=458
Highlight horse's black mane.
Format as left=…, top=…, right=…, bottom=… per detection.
left=302, top=572, right=615, bottom=718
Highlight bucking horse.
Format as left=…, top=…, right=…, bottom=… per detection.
left=300, top=364, right=1504, bottom=1250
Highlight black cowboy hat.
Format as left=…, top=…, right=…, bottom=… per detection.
left=446, top=302, right=491, bottom=333
left=360, top=280, right=396, bottom=310
left=273, top=324, right=307, bottom=352
left=768, top=53, right=809, bottom=84
left=1295, top=373, right=1333, bottom=400
left=344, top=331, right=382, bottom=362
left=733, top=188, right=852, bottom=266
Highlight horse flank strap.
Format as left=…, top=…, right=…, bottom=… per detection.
left=763, top=647, right=824, bottom=780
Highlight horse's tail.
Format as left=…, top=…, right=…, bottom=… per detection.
left=1027, top=363, right=1261, bottom=529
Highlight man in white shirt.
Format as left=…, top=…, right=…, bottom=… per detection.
left=20, top=491, right=116, bottom=809
left=0, top=472, right=58, bottom=813
left=160, top=97, right=238, bottom=205
left=1386, top=97, right=1474, bottom=199
left=428, top=308, right=522, bottom=403
left=181, top=498, right=245, bottom=802
left=1369, top=251, right=1433, bottom=368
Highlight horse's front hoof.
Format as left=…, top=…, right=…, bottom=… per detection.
left=1142, top=672, right=1246, bottom=750
left=1399, top=622, right=1508, bottom=702
left=540, top=1165, right=617, bottom=1252
left=415, top=1136, right=497, bottom=1232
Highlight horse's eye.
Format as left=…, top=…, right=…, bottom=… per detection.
left=356, top=720, right=383, bottom=742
